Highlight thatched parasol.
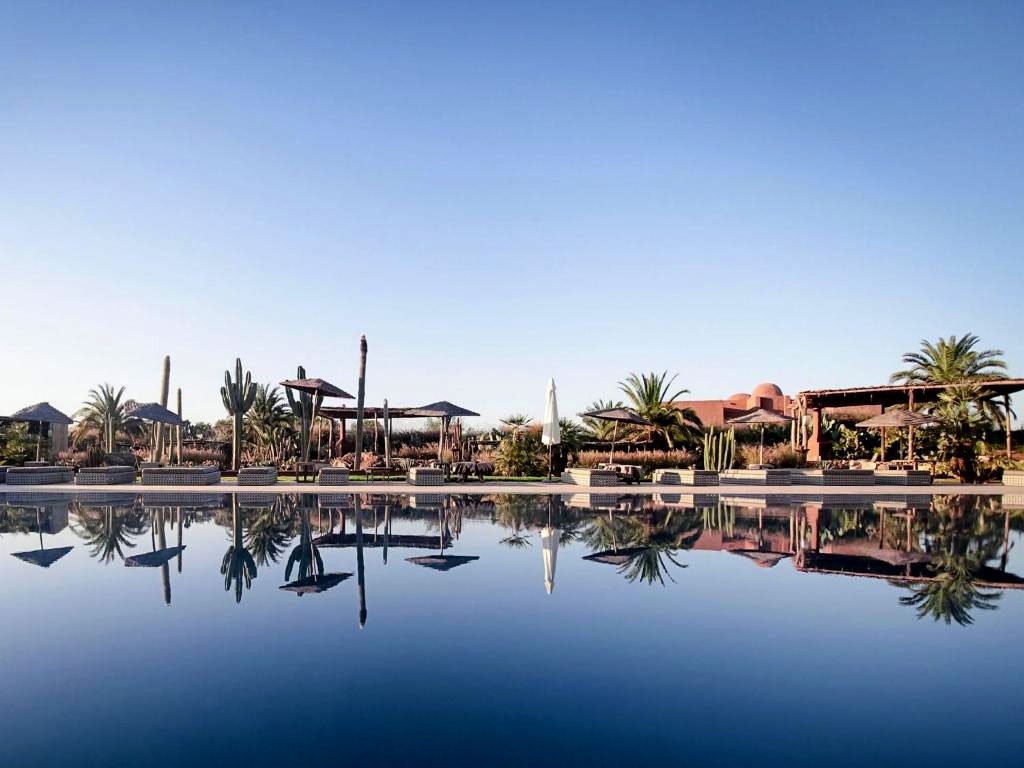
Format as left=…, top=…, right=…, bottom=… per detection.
left=857, top=409, right=936, bottom=462
left=727, top=408, right=793, bottom=465
left=9, top=402, right=73, bottom=462
left=407, top=401, right=480, bottom=462
left=579, top=407, right=653, bottom=462
left=280, top=378, right=354, bottom=461
left=126, top=401, right=183, bottom=425
left=124, top=546, right=186, bottom=567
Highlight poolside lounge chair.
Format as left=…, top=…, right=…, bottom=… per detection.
left=317, top=467, right=350, bottom=486
left=719, top=469, right=792, bottom=486
left=75, top=466, right=137, bottom=485
left=408, top=467, right=444, bottom=486
left=141, top=466, right=221, bottom=485
left=237, top=466, right=278, bottom=485
left=652, top=469, right=718, bottom=486
left=6, top=466, right=74, bottom=485
left=560, top=468, right=619, bottom=487
left=1005, top=470, right=1024, bottom=487
left=873, top=469, right=932, bottom=486
left=788, top=469, right=875, bottom=486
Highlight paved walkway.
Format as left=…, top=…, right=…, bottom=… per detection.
left=1, top=481, right=1017, bottom=496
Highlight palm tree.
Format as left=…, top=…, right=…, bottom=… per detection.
left=245, top=384, right=295, bottom=464
left=74, top=384, right=144, bottom=452
left=618, top=371, right=703, bottom=449
left=890, top=334, right=1007, bottom=385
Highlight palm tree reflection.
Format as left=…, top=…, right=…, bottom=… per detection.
left=583, top=507, right=701, bottom=585
left=72, top=502, right=147, bottom=564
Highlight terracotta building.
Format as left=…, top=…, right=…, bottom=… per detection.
left=671, top=382, right=794, bottom=428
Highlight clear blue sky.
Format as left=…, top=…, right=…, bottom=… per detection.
left=2, top=1, right=1021, bottom=425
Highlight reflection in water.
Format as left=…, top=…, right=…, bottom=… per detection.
left=3, top=491, right=1023, bottom=628
left=221, top=496, right=257, bottom=604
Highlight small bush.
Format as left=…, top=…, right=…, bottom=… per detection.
left=738, top=443, right=804, bottom=468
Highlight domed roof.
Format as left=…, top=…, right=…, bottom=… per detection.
left=752, top=382, right=783, bottom=398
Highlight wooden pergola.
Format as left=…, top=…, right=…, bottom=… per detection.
left=794, top=379, right=1024, bottom=460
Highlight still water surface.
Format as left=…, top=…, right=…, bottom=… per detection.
left=1, top=491, right=1022, bottom=767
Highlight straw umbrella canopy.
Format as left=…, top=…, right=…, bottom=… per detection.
left=126, top=402, right=184, bottom=463
left=856, top=409, right=936, bottom=462
left=9, top=402, right=73, bottom=462
left=406, top=401, right=480, bottom=462
left=579, top=407, right=652, bottom=462
left=727, top=408, right=793, bottom=466
left=279, top=378, right=354, bottom=461
left=541, top=379, right=561, bottom=480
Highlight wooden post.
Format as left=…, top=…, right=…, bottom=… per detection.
left=383, top=400, right=391, bottom=469
left=1006, top=394, right=1013, bottom=458
left=354, top=336, right=368, bottom=473
left=328, top=418, right=334, bottom=459
left=907, top=388, right=915, bottom=463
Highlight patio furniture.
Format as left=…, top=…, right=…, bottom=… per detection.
left=365, top=466, right=407, bottom=482
left=141, top=466, right=221, bottom=485
left=652, top=469, right=718, bottom=486
left=451, top=460, right=493, bottom=482
left=874, top=469, right=932, bottom=486
left=6, top=466, right=74, bottom=485
left=75, top=466, right=137, bottom=485
left=719, top=468, right=792, bottom=485
left=295, top=460, right=325, bottom=483
left=317, top=467, right=351, bottom=486
left=1004, top=470, right=1024, bottom=487
left=598, top=462, right=642, bottom=484
left=408, top=467, right=444, bottom=486
left=789, top=469, right=875, bottom=486
left=237, top=466, right=278, bottom=485
left=560, top=468, right=619, bottom=487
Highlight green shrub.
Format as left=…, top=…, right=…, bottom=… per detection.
left=493, top=432, right=545, bottom=477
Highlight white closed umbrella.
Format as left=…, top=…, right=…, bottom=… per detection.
left=542, top=378, right=561, bottom=479
left=540, top=525, right=560, bottom=594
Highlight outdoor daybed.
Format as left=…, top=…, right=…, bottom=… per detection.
left=719, top=469, right=792, bottom=486
left=408, top=467, right=444, bottom=486
left=1003, top=470, right=1024, bottom=487
left=652, top=469, right=718, bottom=486
left=75, top=466, right=137, bottom=485
left=560, top=468, right=619, bottom=487
left=317, top=467, right=351, bottom=486
left=141, top=466, right=221, bottom=485
left=873, top=469, right=932, bottom=486
left=789, top=469, right=875, bottom=486
left=237, top=466, right=278, bottom=485
left=6, top=466, right=74, bottom=485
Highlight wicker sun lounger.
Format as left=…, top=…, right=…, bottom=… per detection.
left=75, top=466, right=137, bottom=485
left=6, top=466, right=74, bottom=485
left=560, top=468, right=619, bottom=487
left=141, top=466, right=221, bottom=486
left=317, top=467, right=351, bottom=486
left=408, top=467, right=444, bottom=486
left=237, top=466, right=278, bottom=485
left=652, top=469, right=718, bottom=486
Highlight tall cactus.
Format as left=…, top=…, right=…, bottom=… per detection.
left=153, top=355, right=171, bottom=462
left=175, top=388, right=183, bottom=465
left=221, top=357, right=257, bottom=471
left=703, top=427, right=736, bottom=472
left=285, top=365, right=322, bottom=461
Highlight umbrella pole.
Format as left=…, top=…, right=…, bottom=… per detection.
left=547, top=443, right=553, bottom=480
left=609, top=422, right=618, bottom=464
left=759, top=426, right=765, bottom=466
left=36, top=420, right=42, bottom=462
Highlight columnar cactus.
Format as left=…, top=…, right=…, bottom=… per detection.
left=285, top=365, right=321, bottom=461
left=154, top=355, right=171, bottom=462
left=221, top=357, right=257, bottom=471
left=703, top=427, right=736, bottom=472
